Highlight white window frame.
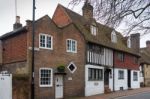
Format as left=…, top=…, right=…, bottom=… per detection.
left=133, top=71, right=138, bottom=81
left=88, top=68, right=103, bottom=81
left=39, top=33, right=53, bottom=50
left=111, top=31, right=117, bottom=43
left=118, top=70, right=124, bottom=79
left=90, top=25, right=97, bottom=36
left=127, top=37, right=131, bottom=48
left=39, top=68, right=53, bottom=87
left=67, top=62, right=77, bottom=73
left=66, top=39, right=77, bottom=53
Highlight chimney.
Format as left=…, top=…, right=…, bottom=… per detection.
left=82, top=1, right=93, bottom=21
left=13, top=16, right=22, bottom=30
left=146, top=40, right=150, bottom=50
left=130, top=33, right=140, bottom=53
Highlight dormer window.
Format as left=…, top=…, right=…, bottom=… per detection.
left=90, top=25, right=97, bottom=36
left=127, top=37, right=131, bottom=48
left=111, top=31, right=117, bottom=43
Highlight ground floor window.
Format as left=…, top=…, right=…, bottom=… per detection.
left=39, top=68, right=53, bottom=87
left=118, top=70, right=124, bottom=79
left=133, top=71, right=138, bottom=81
left=88, top=68, right=103, bottom=81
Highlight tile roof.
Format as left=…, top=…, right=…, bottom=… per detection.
left=140, top=48, right=150, bottom=64
left=59, top=4, right=140, bottom=56
left=0, top=26, right=27, bottom=40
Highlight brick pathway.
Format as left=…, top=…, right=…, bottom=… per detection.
left=74, top=87, right=150, bottom=99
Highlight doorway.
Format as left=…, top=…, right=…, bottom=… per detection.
left=55, top=75, right=63, bottom=99
left=128, top=70, right=131, bottom=88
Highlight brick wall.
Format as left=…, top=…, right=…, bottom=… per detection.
left=114, top=52, right=139, bottom=70
left=27, top=15, right=86, bottom=98
left=2, top=32, right=27, bottom=64
left=52, top=4, right=72, bottom=27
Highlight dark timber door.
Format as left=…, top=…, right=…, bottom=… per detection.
left=104, top=69, right=110, bottom=85
left=128, top=70, right=131, bottom=88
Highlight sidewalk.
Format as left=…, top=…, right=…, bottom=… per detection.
left=74, top=87, right=150, bottom=99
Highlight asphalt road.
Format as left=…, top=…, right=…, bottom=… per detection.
left=116, top=92, right=150, bottom=99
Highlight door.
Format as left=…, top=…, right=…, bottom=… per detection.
left=104, top=69, right=110, bottom=85
left=55, top=75, right=63, bottom=99
left=128, top=70, right=131, bottom=88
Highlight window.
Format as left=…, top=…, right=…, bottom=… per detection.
left=88, top=43, right=104, bottom=54
left=39, top=33, right=53, bottom=49
left=66, top=39, right=77, bottom=53
left=111, top=31, right=117, bottom=43
left=90, top=25, right=97, bottom=36
left=127, top=37, right=131, bottom=48
left=67, top=62, right=77, bottom=73
left=39, top=68, right=53, bottom=87
left=117, top=52, right=124, bottom=62
left=88, top=68, right=103, bottom=81
left=118, top=70, right=124, bottom=79
left=133, top=72, right=138, bottom=81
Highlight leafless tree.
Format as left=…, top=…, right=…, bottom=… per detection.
left=69, top=0, right=150, bottom=36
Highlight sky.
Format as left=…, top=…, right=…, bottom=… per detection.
left=0, top=0, right=149, bottom=47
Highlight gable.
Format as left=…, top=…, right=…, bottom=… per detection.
left=52, top=4, right=72, bottom=27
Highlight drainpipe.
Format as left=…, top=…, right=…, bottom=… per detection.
left=31, top=0, right=35, bottom=99
left=113, top=51, right=115, bottom=92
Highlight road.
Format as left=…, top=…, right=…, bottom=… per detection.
left=116, top=92, right=150, bottom=99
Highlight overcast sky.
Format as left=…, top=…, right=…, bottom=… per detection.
left=0, top=0, right=149, bottom=47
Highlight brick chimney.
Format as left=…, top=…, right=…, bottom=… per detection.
left=130, top=33, right=140, bottom=53
left=146, top=40, right=150, bottom=50
left=82, top=0, right=93, bottom=21
left=13, top=16, right=22, bottom=30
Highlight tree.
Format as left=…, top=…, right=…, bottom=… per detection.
left=69, top=0, right=150, bottom=36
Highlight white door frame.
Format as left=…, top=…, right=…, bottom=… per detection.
left=55, top=75, right=63, bottom=99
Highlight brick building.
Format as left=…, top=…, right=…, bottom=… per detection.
left=0, top=2, right=140, bottom=99
left=139, top=41, right=150, bottom=87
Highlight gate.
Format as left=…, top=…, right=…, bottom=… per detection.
left=0, top=71, right=12, bottom=99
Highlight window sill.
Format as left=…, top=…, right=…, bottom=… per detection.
left=39, top=47, right=53, bottom=50
left=39, top=85, right=52, bottom=87
left=66, top=51, right=77, bottom=53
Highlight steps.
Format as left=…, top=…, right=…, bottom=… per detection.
left=104, top=85, right=111, bottom=94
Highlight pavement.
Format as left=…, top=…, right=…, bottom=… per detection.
left=73, top=87, right=150, bottom=99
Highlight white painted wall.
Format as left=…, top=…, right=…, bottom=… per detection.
left=114, top=68, right=128, bottom=91
left=0, top=71, right=12, bottom=99
left=85, top=64, right=104, bottom=96
left=131, top=70, right=140, bottom=89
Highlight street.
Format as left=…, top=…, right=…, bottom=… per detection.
left=116, top=92, right=150, bottom=99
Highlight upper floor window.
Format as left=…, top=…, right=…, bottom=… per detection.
left=111, top=31, right=117, bottom=43
left=118, top=70, right=124, bottom=79
left=39, top=68, right=53, bottom=87
left=66, top=39, right=77, bottom=53
left=117, top=52, right=124, bottom=62
left=39, top=33, right=53, bottom=49
left=90, top=25, right=97, bottom=36
left=133, top=71, right=138, bottom=81
left=127, top=37, right=131, bottom=48
left=88, top=43, right=104, bottom=54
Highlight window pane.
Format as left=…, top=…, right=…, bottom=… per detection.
left=47, top=36, right=51, bottom=48
left=40, top=35, right=45, bottom=47
left=72, top=41, right=75, bottom=51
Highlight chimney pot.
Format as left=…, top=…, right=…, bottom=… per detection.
left=13, top=16, right=22, bottom=30
left=16, top=16, right=20, bottom=23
